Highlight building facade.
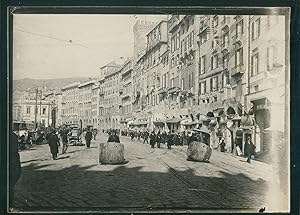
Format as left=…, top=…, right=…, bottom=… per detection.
left=61, top=82, right=80, bottom=125
left=103, top=66, right=122, bottom=130
left=78, top=81, right=95, bottom=128
left=92, top=82, right=100, bottom=129
left=120, top=59, right=133, bottom=129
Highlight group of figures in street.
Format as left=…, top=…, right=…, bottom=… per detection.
left=46, top=126, right=94, bottom=160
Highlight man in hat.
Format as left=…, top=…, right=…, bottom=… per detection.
left=149, top=131, right=156, bottom=148
left=47, top=129, right=60, bottom=160
left=85, top=127, right=93, bottom=148
left=60, top=127, right=69, bottom=154
left=244, top=137, right=256, bottom=163
left=107, top=129, right=120, bottom=143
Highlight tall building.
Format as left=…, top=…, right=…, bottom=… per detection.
left=103, top=65, right=122, bottom=130
left=92, top=82, right=100, bottom=129
left=133, top=20, right=157, bottom=61
left=61, top=82, right=80, bottom=125
left=120, top=59, right=133, bottom=129
left=78, top=80, right=95, bottom=128
left=98, top=77, right=105, bottom=131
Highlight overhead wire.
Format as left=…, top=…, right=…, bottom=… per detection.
left=14, top=28, right=89, bottom=49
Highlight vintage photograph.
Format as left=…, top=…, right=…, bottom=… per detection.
left=10, top=12, right=289, bottom=212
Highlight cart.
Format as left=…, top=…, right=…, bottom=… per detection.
left=68, top=127, right=84, bottom=146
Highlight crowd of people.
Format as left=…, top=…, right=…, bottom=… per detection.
left=119, top=129, right=195, bottom=149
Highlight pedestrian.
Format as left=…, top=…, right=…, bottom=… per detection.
left=10, top=132, right=22, bottom=206
left=156, top=131, right=162, bottom=148
left=162, top=131, right=167, bottom=145
left=143, top=130, right=149, bottom=144
left=220, top=137, right=226, bottom=152
left=107, top=130, right=120, bottom=143
left=93, top=129, right=98, bottom=140
left=244, top=137, right=256, bottom=163
left=48, top=130, right=60, bottom=160
left=60, top=128, right=69, bottom=154
left=149, top=131, right=156, bottom=148
left=167, top=132, right=173, bottom=149
left=18, top=135, right=26, bottom=151
left=85, top=128, right=93, bottom=148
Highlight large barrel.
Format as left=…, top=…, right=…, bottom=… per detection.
left=186, top=141, right=212, bottom=162
left=99, top=142, right=125, bottom=164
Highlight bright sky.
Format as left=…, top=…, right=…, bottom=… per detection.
left=13, top=14, right=167, bottom=80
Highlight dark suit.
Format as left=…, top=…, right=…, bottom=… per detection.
left=107, top=134, right=120, bottom=143
left=10, top=133, right=21, bottom=205
left=85, top=131, right=93, bottom=148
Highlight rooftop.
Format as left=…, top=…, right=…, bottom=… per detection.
left=61, top=82, right=80, bottom=91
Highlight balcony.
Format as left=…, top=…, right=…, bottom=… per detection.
left=222, top=63, right=229, bottom=71
left=231, top=64, right=245, bottom=78
left=212, top=43, right=220, bottom=54
left=220, top=17, right=230, bottom=26
left=169, top=16, right=180, bottom=32
left=198, top=22, right=209, bottom=35
left=221, top=41, right=229, bottom=52
left=232, top=33, right=243, bottom=46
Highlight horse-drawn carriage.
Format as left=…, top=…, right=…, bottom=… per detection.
left=68, top=126, right=84, bottom=146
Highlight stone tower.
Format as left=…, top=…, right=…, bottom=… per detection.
left=133, top=20, right=157, bottom=61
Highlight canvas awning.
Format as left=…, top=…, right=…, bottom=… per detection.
left=132, top=121, right=149, bottom=126
left=166, top=118, right=182, bottom=124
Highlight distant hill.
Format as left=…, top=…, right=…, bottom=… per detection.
left=13, top=77, right=94, bottom=91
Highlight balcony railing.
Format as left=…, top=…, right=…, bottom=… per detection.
left=220, top=17, right=230, bottom=25
left=232, top=33, right=242, bottom=45
left=231, top=64, right=245, bottom=77
left=221, top=41, right=229, bottom=51
left=198, top=22, right=209, bottom=34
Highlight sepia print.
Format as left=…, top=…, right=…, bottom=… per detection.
left=10, top=10, right=290, bottom=213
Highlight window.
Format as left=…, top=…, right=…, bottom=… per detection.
left=223, top=54, right=229, bottom=68
left=42, top=107, right=46, bottom=115
left=176, top=55, right=180, bottom=66
left=213, top=96, right=217, bottom=102
left=176, top=33, right=180, bottom=49
left=199, top=31, right=208, bottom=45
left=211, top=54, right=218, bottom=70
left=26, top=106, right=31, bottom=114
left=222, top=71, right=230, bottom=87
left=235, top=48, right=243, bottom=66
left=200, top=55, right=206, bottom=74
left=251, top=18, right=261, bottom=40
left=171, top=58, right=175, bottom=68
left=236, top=19, right=244, bottom=36
left=222, top=31, right=229, bottom=46
left=251, top=52, right=259, bottom=76
left=213, top=16, right=219, bottom=28
left=212, top=76, right=219, bottom=91
left=200, top=81, right=206, bottom=94
left=189, top=73, right=193, bottom=88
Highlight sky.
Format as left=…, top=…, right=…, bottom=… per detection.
left=13, top=14, right=167, bottom=80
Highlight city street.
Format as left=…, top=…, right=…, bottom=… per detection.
left=13, top=134, right=272, bottom=212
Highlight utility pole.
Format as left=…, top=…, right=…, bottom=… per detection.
left=34, top=89, right=38, bottom=128
left=39, top=89, right=42, bottom=125
left=246, top=15, right=251, bottom=113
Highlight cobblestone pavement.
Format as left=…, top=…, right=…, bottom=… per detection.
left=12, top=134, right=272, bottom=212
